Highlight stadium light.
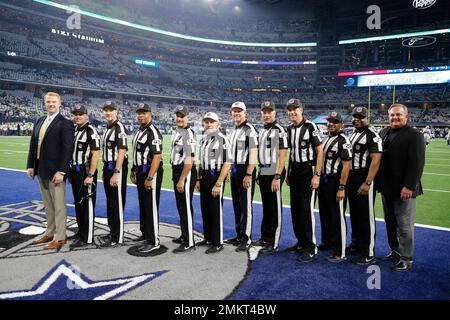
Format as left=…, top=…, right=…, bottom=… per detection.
left=339, top=28, right=450, bottom=45
left=33, top=0, right=316, bottom=47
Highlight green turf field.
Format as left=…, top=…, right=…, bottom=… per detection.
left=1, top=135, right=449, bottom=228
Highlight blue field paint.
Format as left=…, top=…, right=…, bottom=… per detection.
left=1, top=169, right=449, bottom=299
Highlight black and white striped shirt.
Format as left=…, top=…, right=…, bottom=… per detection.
left=322, top=132, right=352, bottom=176
left=101, top=120, right=128, bottom=163
left=287, top=119, right=322, bottom=164
left=170, top=126, right=196, bottom=166
left=132, top=122, right=162, bottom=167
left=199, top=131, right=232, bottom=170
left=72, top=123, right=100, bottom=165
left=229, top=120, right=258, bottom=165
left=349, top=126, right=382, bottom=170
left=258, top=122, right=289, bottom=172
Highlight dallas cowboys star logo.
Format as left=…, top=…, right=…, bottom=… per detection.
left=0, top=260, right=168, bottom=300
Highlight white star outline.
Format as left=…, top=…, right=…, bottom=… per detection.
left=0, top=259, right=168, bottom=300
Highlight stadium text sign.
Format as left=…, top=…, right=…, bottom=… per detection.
left=412, top=0, right=437, bottom=9
left=402, top=36, right=436, bottom=47
left=51, top=29, right=105, bottom=44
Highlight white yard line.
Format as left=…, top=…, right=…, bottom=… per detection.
left=1, top=167, right=449, bottom=232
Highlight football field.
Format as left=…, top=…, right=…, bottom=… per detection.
left=0, top=135, right=449, bottom=228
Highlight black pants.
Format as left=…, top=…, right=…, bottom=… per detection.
left=172, top=165, right=196, bottom=247
left=103, top=163, right=127, bottom=243
left=70, top=166, right=97, bottom=244
left=258, top=169, right=285, bottom=249
left=348, top=170, right=376, bottom=257
left=200, top=169, right=225, bottom=246
left=289, top=164, right=317, bottom=254
left=137, top=165, right=163, bottom=246
left=230, top=164, right=256, bottom=244
left=318, top=175, right=347, bottom=258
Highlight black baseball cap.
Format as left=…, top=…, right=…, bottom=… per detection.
left=72, top=103, right=87, bottom=114
left=286, top=98, right=303, bottom=109
left=102, top=100, right=117, bottom=110
left=174, top=105, right=188, bottom=116
left=136, top=102, right=151, bottom=112
left=352, top=106, right=368, bottom=118
left=261, top=100, right=275, bottom=110
left=327, top=111, right=343, bottom=123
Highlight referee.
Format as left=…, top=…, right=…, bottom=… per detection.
left=96, top=101, right=128, bottom=248
left=196, top=112, right=232, bottom=254
left=69, top=104, right=100, bottom=249
left=170, top=105, right=196, bottom=253
left=318, top=111, right=352, bottom=263
left=130, top=103, right=164, bottom=254
left=285, top=98, right=323, bottom=262
left=347, top=106, right=382, bottom=264
left=256, top=100, right=288, bottom=254
left=226, top=101, right=258, bottom=252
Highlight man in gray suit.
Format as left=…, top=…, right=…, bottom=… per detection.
left=27, top=92, right=74, bottom=250
left=378, top=104, right=425, bottom=271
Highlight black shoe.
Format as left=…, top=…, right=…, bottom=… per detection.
left=235, top=242, right=249, bottom=252
left=69, top=238, right=88, bottom=250
left=318, top=243, right=331, bottom=251
left=285, top=243, right=305, bottom=253
left=327, top=254, right=347, bottom=263
left=352, top=255, right=376, bottom=265
left=97, top=237, right=119, bottom=249
left=298, top=252, right=316, bottom=263
left=138, top=243, right=161, bottom=253
left=205, top=245, right=223, bottom=254
left=134, top=235, right=145, bottom=242
left=196, top=239, right=211, bottom=246
left=390, top=260, right=413, bottom=271
left=172, top=236, right=184, bottom=244
left=224, top=237, right=241, bottom=246
left=252, top=239, right=268, bottom=247
left=259, top=244, right=278, bottom=254
left=346, top=244, right=360, bottom=255
left=173, top=244, right=196, bottom=253
left=382, top=251, right=400, bottom=262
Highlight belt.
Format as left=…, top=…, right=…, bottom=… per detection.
left=258, top=164, right=271, bottom=168
left=200, top=168, right=222, bottom=176
left=70, top=164, right=87, bottom=172
left=292, top=161, right=313, bottom=168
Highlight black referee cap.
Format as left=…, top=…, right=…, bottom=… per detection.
left=352, top=106, right=368, bottom=118
left=286, top=98, right=303, bottom=109
left=72, top=103, right=87, bottom=114
left=261, top=100, right=275, bottom=111
left=102, top=100, right=117, bottom=110
left=136, top=102, right=151, bottom=112
left=327, top=111, right=343, bottom=123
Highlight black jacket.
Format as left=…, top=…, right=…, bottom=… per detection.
left=377, top=125, right=425, bottom=198
left=27, top=113, right=74, bottom=180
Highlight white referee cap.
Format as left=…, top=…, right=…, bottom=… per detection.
left=231, top=101, right=246, bottom=111
left=203, top=112, right=219, bottom=122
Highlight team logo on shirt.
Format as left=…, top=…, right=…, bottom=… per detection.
left=301, top=141, right=307, bottom=147
left=373, top=137, right=382, bottom=143
left=355, top=145, right=360, bottom=151
left=312, top=130, right=320, bottom=136
left=118, top=133, right=126, bottom=139
left=344, top=143, right=352, bottom=150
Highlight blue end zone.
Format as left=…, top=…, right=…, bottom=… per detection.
left=1, top=169, right=449, bottom=299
